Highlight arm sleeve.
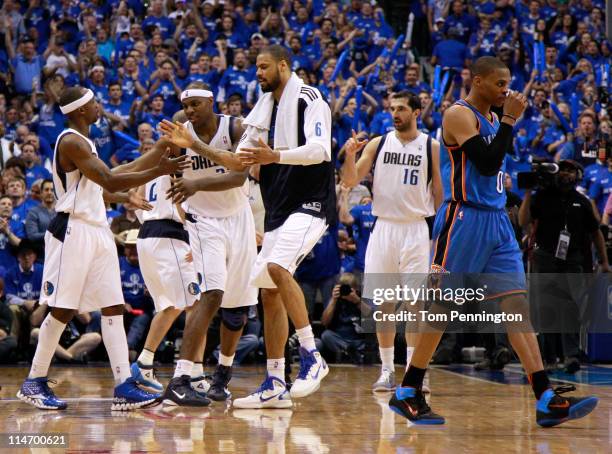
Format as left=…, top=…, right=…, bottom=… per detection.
left=461, top=122, right=514, bottom=176
left=278, top=97, right=332, bottom=165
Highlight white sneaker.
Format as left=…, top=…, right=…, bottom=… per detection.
left=232, top=375, right=293, bottom=409
left=289, top=347, right=329, bottom=399
left=372, top=368, right=396, bottom=392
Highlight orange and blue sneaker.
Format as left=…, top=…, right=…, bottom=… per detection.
left=389, top=386, right=445, bottom=424
left=17, top=377, right=67, bottom=410
left=536, top=385, right=598, bottom=428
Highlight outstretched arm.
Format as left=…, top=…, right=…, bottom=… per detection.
left=166, top=169, right=249, bottom=203
left=113, top=138, right=181, bottom=174
left=158, top=119, right=247, bottom=171
left=61, top=135, right=187, bottom=192
left=103, top=188, right=153, bottom=210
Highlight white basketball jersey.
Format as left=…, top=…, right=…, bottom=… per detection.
left=53, top=128, right=107, bottom=226
left=142, top=175, right=182, bottom=223
left=182, top=116, right=249, bottom=218
left=371, top=131, right=435, bottom=221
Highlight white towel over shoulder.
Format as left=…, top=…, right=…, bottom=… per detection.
left=240, top=72, right=331, bottom=166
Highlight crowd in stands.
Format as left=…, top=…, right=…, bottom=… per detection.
left=0, top=0, right=609, bottom=372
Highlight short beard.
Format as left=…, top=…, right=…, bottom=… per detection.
left=394, top=122, right=410, bottom=132
left=261, top=69, right=281, bottom=93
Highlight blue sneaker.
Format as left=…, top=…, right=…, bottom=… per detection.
left=112, top=377, right=161, bottom=411
left=130, top=362, right=163, bottom=392
left=536, top=385, right=598, bottom=428
left=17, top=377, right=67, bottom=410
left=389, top=386, right=445, bottom=424
left=233, top=375, right=293, bottom=409
left=289, top=347, right=329, bottom=398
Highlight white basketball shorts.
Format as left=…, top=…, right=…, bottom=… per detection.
left=41, top=215, right=124, bottom=312
left=363, top=218, right=430, bottom=299
left=137, top=233, right=200, bottom=312
left=185, top=204, right=257, bottom=308
left=250, top=212, right=328, bottom=289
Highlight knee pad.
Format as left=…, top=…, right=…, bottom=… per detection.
left=221, top=306, right=248, bottom=331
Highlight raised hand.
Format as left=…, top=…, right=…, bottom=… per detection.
left=344, top=129, right=368, bottom=157
left=165, top=176, right=198, bottom=204
left=503, top=90, right=528, bottom=120
left=157, top=147, right=190, bottom=175
left=158, top=120, right=194, bottom=149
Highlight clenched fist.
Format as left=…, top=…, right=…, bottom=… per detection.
left=503, top=90, right=528, bottom=120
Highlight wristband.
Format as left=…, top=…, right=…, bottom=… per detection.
left=502, top=113, right=517, bottom=121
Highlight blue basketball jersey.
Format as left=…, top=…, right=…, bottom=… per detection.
left=440, top=99, right=506, bottom=209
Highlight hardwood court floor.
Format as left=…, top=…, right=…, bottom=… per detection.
left=0, top=365, right=610, bottom=453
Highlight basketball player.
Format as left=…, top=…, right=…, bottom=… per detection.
left=156, top=82, right=258, bottom=406
left=160, top=45, right=334, bottom=408
left=17, top=86, right=187, bottom=410
left=341, top=91, right=442, bottom=392
left=390, top=57, right=598, bottom=427
left=128, top=150, right=202, bottom=395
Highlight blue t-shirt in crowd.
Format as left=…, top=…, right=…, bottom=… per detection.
left=5, top=263, right=43, bottom=301
left=582, top=162, right=608, bottom=193
left=433, top=39, right=467, bottom=69
left=90, top=117, right=115, bottom=166
left=589, top=168, right=612, bottom=215
left=25, top=165, right=51, bottom=189
left=12, top=200, right=39, bottom=226
left=295, top=224, right=341, bottom=281
left=370, top=111, right=394, bottom=136
left=119, top=256, right=151, bottom=310
left=349, top=202, right=375, bottom=271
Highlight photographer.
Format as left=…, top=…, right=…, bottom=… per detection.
left=518, top=159, right=610, bottom=373
left=320, top=273, right=369, bottom=362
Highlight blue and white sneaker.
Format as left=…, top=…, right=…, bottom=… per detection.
left=289, top=347, right=329, bottom=399
left=130, top=362, right=163, bottom=393
left=232, top=375, right=293, bottom=409
left=17, top=377, right=67, bottom=410
left=112, top=377, right=161, bottom=411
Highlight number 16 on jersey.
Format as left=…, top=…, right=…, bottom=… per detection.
left=403, top=168, right=419, bottom=185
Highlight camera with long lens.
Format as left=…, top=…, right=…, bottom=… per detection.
left=517, top=162, right=559, bottom=190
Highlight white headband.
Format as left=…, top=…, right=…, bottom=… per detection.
left=180, top=89, right=213, bottom=101
left=60, top=89, right=94, bottom=114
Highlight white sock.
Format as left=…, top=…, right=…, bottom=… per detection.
left=295, top=325, right=316, bottom=351
left=101, top=315, right=131, bottom=384
left=380, top=347, right=394, bottom=371
left=406, top=347, right=415, bottom=370
left=219, top=353, right=235, bottom=367
left=267, top=358, right=285, bottom=382
left=191, top=362, right=203, bottom=378
left=138, top=349, right=155, bottom=366
left=29, top=314, right=66, bottom=379
left=174, top=359, right=193, bottom=378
